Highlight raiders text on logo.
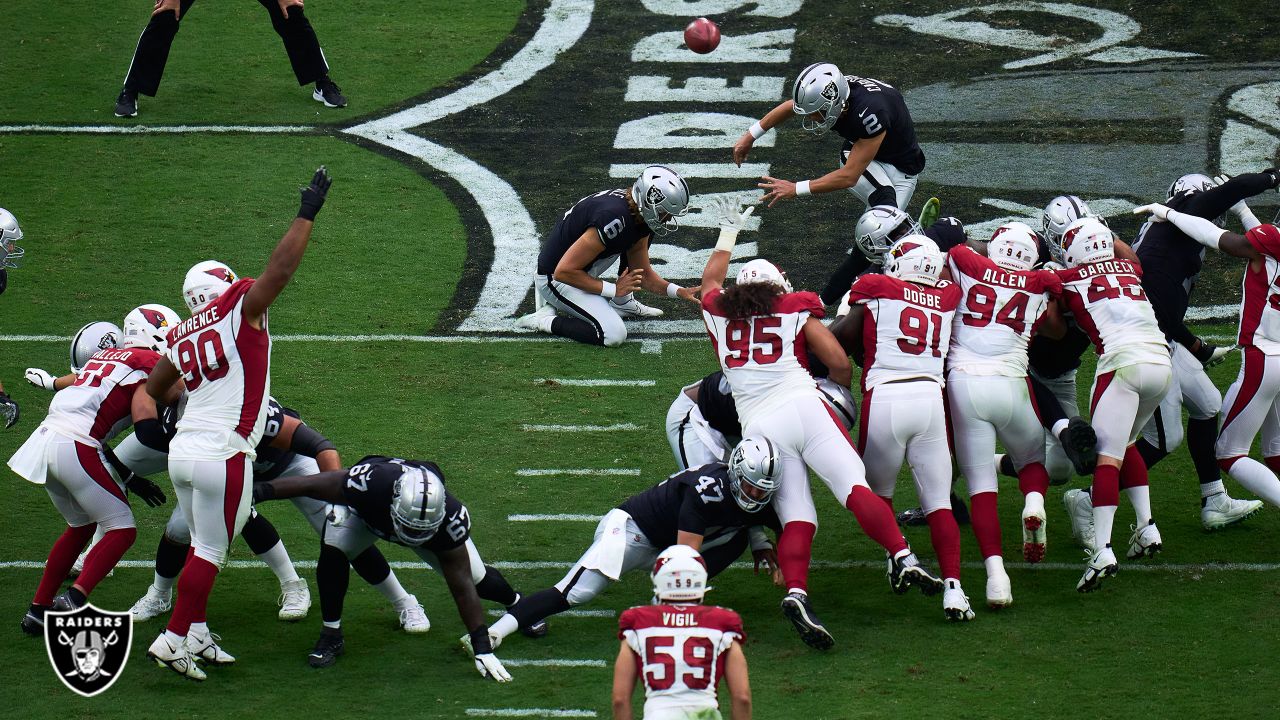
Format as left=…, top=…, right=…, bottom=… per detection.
left=44, top=604, right=133, bottom=697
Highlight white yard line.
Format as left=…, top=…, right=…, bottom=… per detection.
left=465, top=710, right=596, bottom=718
left=534, top=378, right=656, bottom=387
left=488, top=608, right=616, bottom=619
left=640, top=340, right=665, bottom=354
left=500, top=659, right=607, bottom=668
left=0, top=124, right=312, bottom=134
left=507, top=514, right=603, bottom=522
left=520, top=423, right=644, bottom=432
left=516, top=468, right=640, bottom=476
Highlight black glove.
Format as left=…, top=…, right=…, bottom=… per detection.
left=0, top=391, right=18, bottom=429
left=252, top=482, right=275, bottom=504
left=297, top=165, right=332, bottom=221
left=125, top=474, right=167, bottom=507
left=1264, top=167, right=1280, bottom=190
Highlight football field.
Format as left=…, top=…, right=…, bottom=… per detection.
left=2, top=1, right=1280, bottom=718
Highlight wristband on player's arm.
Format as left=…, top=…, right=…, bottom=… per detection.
left=598, top=281, right=616, bottom=298
left=469, top=626, right=493, bottom=655
left=748, top=121, right=767, bottom=140
left=290, top=423, right=337, bottom=458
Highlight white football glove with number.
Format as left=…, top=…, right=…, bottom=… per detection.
left=475, top=653, right=513, bottom=683
left=25, top=368, right=57, bottom=392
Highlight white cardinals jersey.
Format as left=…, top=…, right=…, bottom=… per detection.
left=946, top=245, right=1060, bottom=377
left=42, top=347, right=161, bottom=446
left=165, top=278, right=272, bottom=461
left=1237, top=224, right=1280, bottom=355
left=619, top=604, right=744, bottom=720
left=850, top=274, right=962, bottom=390
left=701, top=288, right=824, bottom=428
left=1054, top=259, right=1170, bottom=374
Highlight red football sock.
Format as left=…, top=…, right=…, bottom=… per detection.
left=1120, top=445, right=1149, bottom=489
left=878, top=495, right=894, bottom=512
left=777, top=521, right=816, bottom=593
left=74, top=527, right=137, bottom=597
left=925, top=509, right=962, bottom=580
left=968, top=492, right=1002, bottom=559
left=167, top=556, right=220, bottom=636
left=33, top=524, right=96, bottom=606
left=1017, top=462, right=1051, bottom=497
left=845, top=485, right=909, bottom=555
left=1092, top=464, right=1120, bottom=507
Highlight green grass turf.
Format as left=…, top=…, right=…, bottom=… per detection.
left=2, top=0, right=1280, bottom=717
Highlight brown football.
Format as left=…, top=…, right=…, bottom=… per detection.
left=684, top=17, right=721, bottom=54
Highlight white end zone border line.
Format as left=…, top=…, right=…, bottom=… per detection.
left=465, top=710, right=596, bottom=718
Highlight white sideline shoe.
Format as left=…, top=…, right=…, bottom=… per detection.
left=278, top=578, right=311, bottom=621
left=1126, top=520, right=1163, bottom=559
left=943, top=580, right=975, bottom=622
left=147, top=634, right=207, bottom=681
left=1201, top=492, right=1263, bottom=530
left=1063, top=488, right=1096, bottom=553
left=516, top=306, right=554, bottom=332
left=398, top=595, right=431, bottom=634
left=985, top=563, right=1013, bottom=609
left=130, top=586, right=173, bottom=621
left=610, top=297, right=663, bottom=318
left=1077, top=545, right=1118, bottom=593
left=187, top=629, right=236, bottom=665
left=1022, top=492, right=1047, bottom=563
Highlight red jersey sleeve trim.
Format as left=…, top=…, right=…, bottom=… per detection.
left=700, top=287, right=727, bottom=317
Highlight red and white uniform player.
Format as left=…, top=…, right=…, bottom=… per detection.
left=945, top=223, right=1062, bottom=608
left=143, top=166, right=330, bottom=681
left=9, top=305, right=176, bottom=629
left=1053, top=218, right=1170, bottom=593
left=837, top=235, right=971, bottom=622
left=612, top=548, right=750, bottom=720
left=1130, top=206, right=1280, bottom=513
left=698, top=249, right=928, bottom=650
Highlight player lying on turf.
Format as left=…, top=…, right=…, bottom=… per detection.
left=253, top=455, right=527, bottom=681
left=612, top=546, right=752, bottom=720
left=484, top=438, right=782, bottom=650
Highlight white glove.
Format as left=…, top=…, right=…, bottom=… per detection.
left=1040, top=261, right=1065, bottom=272
left=25, top=368, right=57, bottom=392
left=1205, top=344, right=1236, bottom=369
left=1132, top=203, right=1172, bottom=222
left=714, top=198, right=756, bottom=252
left=475, top=653, right=513, bottom=683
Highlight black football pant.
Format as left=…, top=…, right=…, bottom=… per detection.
left=123, top=0, right=329, bottom=96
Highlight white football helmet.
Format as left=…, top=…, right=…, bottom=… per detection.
left=855, top=206, right=921, bottom=264
left=69, top=321, right=122, bottom=373
left=1041, top=195, right=1106, bottom=263
left=987, top=222, right=1041, bottom=272
left=183, top=260, right=238, bottom=314
left=727, top=436, right=781, bottom=513
left=632, top=165, right=690, bottom=237
left=817, top=378, right=857, bottom=431
left=1060, top=218, right=1115, bottom=267
left=123, top=304, right=181, bottom=354
left=1167, top=173, right=1215, bottom=201
left=0, top=208, right=24, bottom=269
left=735, top=258, right=793, bottom=292
left=886, top=235, right=944, bottom=286
left=652, top=548, right=709, bottom=603
left=389, top=465, right=447, bottom=546
left=792, top=62, right=849, bottom=135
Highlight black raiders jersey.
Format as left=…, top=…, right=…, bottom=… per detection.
left=697, top=372, right=742, bottom=440
left=253, top=399, right=299, bottom=482
left=833, top=76, right=926, bottom=176
left=618, top=464, right=781, bottom=549
left=1028, top=323, right=1092, bottom=379
left=536, top=189, right=650, bottom=276
left=340, top=455, right=471, bottom=552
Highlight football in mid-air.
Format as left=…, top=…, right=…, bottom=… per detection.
left=684, top=17, right=720, bottom=54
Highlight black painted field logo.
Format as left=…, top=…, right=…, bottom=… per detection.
left=44, top=605, right=132, bottom=697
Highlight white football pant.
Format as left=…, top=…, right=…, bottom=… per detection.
left=948, top=372, right=1046, bottom=496
left=1141, top=342, right=1223, bottom=453
left=169, top=453, right=253, bottom=566
left=666, top=387, right=732, bottom=471
left=1088, top=364, right=1172, bottom=460
left=859, top=380, right=952, bottom=513
left=43, top=435, right=135, bottom=531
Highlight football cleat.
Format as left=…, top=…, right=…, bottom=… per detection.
left=943, top=580, right=975, bottom=622
left=610, top=296, right=663, bottom=318
left=113, top=88, right=138, bottom=118
left=308, top=628, right=345, bottom=668
left=516, top=306, right=554, bottom=333
left=147, top=634, right=207, bottom=681
left=1063, top=488, right=1096, bottom=553
left=1126, top=520, right=1163, bottom=559
left=312, top=78, right=348, bottom=108
left=985, top=567, right=1013, bottom=609
left=917, top=197, right=941, bottom=229
left=1201, top=492, right=1263, bottom=531
left=895, top=506, right=929, bottom=527
left=1059, top=418, right=1098, bottom=476
left=888, top=551, right=944, bottom=596
left=397, top=596, right=431, bottom=634
left=520, top=620, right=549, bottom=639
left=1021, top=497, right=1047, bottom=563
left=130, top=586, right=173, bottom=621
left=278, top=578, right=311, bottom=621
left=1076, top=545, right=1118, bottom=592
left=187, top=629, right=235, bottom=665
left=51, top=591, right=84, bottom=613
left=780, top=592, right=835, bottom=650
left=21, top=607, right=46, bottom=636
